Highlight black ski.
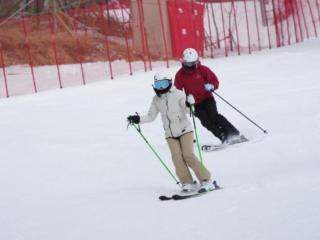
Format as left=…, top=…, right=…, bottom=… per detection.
left=159, top=195, right=174, bottom=201
left=159, top=181, right=222, bottom=201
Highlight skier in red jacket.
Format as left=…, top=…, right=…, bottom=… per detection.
left=174, top=48, right=246, bottom=144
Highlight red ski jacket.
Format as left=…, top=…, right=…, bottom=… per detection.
left=174, top=63, right=220, bottom=104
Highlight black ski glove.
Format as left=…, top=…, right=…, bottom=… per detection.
left=127, top=115, right=140, bottom=124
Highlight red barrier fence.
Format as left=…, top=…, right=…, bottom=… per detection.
left=0, top=0, right=319, bottom=98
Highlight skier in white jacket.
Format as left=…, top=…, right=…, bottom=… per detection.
left=127, top=73, right=214, bottom=193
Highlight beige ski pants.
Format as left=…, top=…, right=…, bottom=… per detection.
left=166, top=132, right=211, bottom=184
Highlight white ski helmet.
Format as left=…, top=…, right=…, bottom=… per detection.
left=153, top=73, right=172, bottom=96
left=154, top=72, right=172, bottom=82
left=182, top=48, right=199, bottom=63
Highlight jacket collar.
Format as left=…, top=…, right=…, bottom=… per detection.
left=157, top=87, right=176, bottom=98
left=181, top=61, right=201, bottom=74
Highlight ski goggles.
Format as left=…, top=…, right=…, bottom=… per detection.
left=153, top=79, right=171, bottom=90
left=182, top=61, right=198, bottom=70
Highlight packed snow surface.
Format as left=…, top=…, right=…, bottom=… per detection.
left=1, top=39, right=320, bottom=240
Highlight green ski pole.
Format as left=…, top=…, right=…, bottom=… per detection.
left=190, top=106, right=204, bottom=168
left=130, top=123, right=180, bottom=185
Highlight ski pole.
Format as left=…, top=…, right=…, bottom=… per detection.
left=190, top=106, right=205, bottom=169
left=130, top=123, right=180, bottom=185
left=212, top=91, right=268, bottom=134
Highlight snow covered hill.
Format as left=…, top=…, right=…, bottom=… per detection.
left=1, top=39, right=320, bottom=240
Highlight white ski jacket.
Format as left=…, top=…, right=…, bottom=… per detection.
left=140, top=87, right=193, bottom=138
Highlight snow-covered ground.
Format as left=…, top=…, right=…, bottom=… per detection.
left=0, top=39, right=320, bottom=240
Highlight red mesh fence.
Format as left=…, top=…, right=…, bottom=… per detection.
left=0, top=0, right=319, bottom=98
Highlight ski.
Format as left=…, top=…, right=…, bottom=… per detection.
left=159, top=181, right=222, bottom=201
left=201, top=144, right=226, bottom=152
left=174, top=187, right=223, bottom=200
left=159, top=195, right=174, bottom=201
left=201, top=135, right=249, bottom=152
left=158, top=192, right=201, bottom=201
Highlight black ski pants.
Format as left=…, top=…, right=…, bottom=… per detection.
left=194, top=97, right=239, bottom=141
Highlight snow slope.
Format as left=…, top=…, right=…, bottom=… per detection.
left=0, top=39, right=320, bottom=240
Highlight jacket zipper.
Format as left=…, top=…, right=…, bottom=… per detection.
left=165, top=95, right=174, bottom=137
